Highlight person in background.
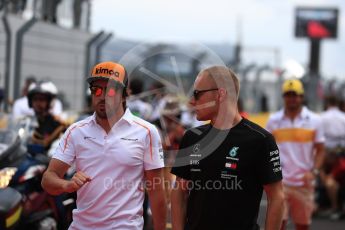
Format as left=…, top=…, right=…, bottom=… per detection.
left=319, top=95, right=345, bottom=220
left=13, top=77, right=63, bottom=119
left=28, top=81, right=66, bottom=152
left=339, top=99, right=345, bottom=113
left=127, top=78, right=153, bottom=121
left=41, top=0, right=61, bottom=23
left=7, top=0, right=27, bottom=14
left=266, top=79, right=325, bottom=230
left=149, top=81, right=167, bottom=123
left=12, top=76, right=37, bottom=119
left=159, top=95, right=185, bottom=204
left=73, top=0, right=87, bottom=28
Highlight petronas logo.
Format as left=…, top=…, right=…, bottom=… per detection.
left=229, top=147, right=239, bottom=157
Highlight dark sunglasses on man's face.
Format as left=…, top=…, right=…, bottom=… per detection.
left=192, top=88, right=218, bottom=100
left=89, top=85, right=120, bottom=97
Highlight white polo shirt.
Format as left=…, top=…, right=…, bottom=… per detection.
left=320, top=107, right=345, bottom=149
left=53, top=108, right=164, bottom=230
left=266, top=107, right=325, bottom=186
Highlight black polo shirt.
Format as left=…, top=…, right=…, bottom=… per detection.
left=171, top=118, right=282, bottom=230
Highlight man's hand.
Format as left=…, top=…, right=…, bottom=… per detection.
left=302, top=171, right=315, bottom=188
left=42, top=159, right=91, bottom=195
left=63, top=171, right=91, bottom=193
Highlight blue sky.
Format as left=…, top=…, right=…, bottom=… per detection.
left=91, top=0, right=345, bottom=79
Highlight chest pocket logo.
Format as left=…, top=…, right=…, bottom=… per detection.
left=229, top=147, right=239, bottom=157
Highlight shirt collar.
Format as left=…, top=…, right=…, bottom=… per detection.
left=121, top=108, right=134, bottom=125
left=280, top=106, right=309, bottom=120
left=299, top=106, right=309, bottom=119
left=327, top=106, right=340, bottom=112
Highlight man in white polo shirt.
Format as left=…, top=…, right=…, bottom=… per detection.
left=266, top=79, right=325, bottom=230
left=320, top=95, right=345, bottom=219
left=42, top=61, right=167, bottom=230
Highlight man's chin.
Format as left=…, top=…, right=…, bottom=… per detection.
left=196, top=114, right=205, bottom=121
left=34, top=110, right=47, bottom=116
left=287, top=105, right=300, bottom=111
left=95, top=111, right=108, bottom=119
left=96, top=110, right=117, bottom=120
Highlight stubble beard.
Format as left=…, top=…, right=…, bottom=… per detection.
left=95, top=100, right=117, bottom=120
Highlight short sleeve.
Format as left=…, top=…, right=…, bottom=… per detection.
left=171, top=131, right=192, bottom=180
left=12, top=100, right=21, bottom=119
left=255, top=134, right=283, bottom=185
left=314, top=116, right=325, bottom=144
left=52, top=126, right=76, bottom=166
left=265, top=115, right=274, bottom=133
left=144, top=125, right=164, bottom=170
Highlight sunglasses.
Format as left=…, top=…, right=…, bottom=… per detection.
left=89, top=85, right=119, bottom=97
left=192, top=88, right=218, bottom=100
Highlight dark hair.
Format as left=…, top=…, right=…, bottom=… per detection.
left=25, top=76, right=36, bottom=85
left=122, top=86, right=128, bottom=111
left=323, top=95, right=341, bottom=110
left=325, top=95, right=339, bottom=107
left=129, top=78, right=144, bottom=95
left=27, top=81, right=55, bottom=108
left=151, top=81, right=165, bottom=90
left=23, top=76, right=37, bottom=96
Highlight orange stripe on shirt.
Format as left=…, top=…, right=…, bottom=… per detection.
left=272, top=128, right=315, bottom=143
left=63, top=123, right=88, bottom=153
left=133, top=121, right=153, bottom=160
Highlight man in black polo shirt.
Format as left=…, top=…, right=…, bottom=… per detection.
left=171, top=66, right=284, bottom=230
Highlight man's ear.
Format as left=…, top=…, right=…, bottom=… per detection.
left=218, top=88, right=227, bottom=102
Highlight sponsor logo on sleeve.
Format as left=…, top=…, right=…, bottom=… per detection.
left=269, top=150, right=281, bottom=173
left=270, top=156, right=280, bottom=162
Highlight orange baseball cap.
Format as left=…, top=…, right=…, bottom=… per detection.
left=282, top=79, right=304, bottom=95
left=87, top=61, right=128, bottom=87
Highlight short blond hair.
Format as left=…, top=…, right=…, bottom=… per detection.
left=200, top=66, right=240, bottom=100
